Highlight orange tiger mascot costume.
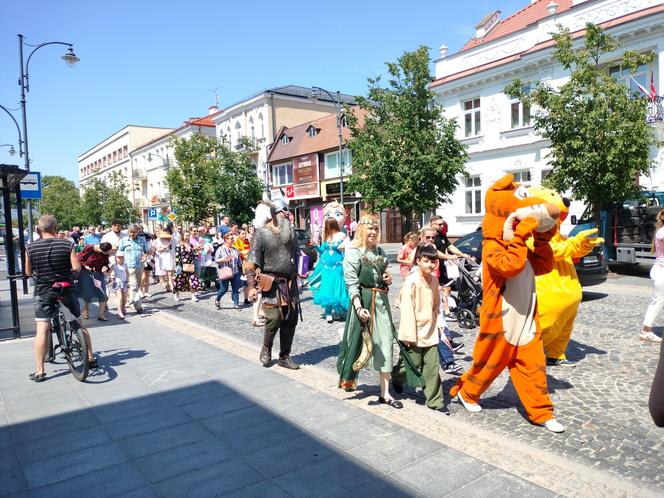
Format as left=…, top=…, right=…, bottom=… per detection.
left=450, top=174, right=565, bottom=432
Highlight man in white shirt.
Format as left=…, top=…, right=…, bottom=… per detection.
left=101, top=220, right=126, bottom=264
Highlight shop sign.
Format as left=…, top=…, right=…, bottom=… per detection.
left=292, top=154, right=319, bottom=199
left=324, top=181, right=349, bottom=196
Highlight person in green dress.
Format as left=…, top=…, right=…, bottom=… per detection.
left=337, top=215, right=403, bottom=408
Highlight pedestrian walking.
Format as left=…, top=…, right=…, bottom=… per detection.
left=397, top=231, right=419, bottom=278
left=641, top=208, right=664, bottom=343
left=154, top=231, right=176, bottom=293
left=174, top=237, right=200, bottom=302
left=214, top=232, right=243, bottom=309
left=100, top=220, right=126, bottom=264
left=337, top=216, right=400, bottom=407
left=111, top=252, right=129, bottom=319
left=233, top=228, right=252, bottom=304
left=118, top=225, right=149, bottom=314
left=76, top=242, right=112, bottom=321
left=392, top=243, right=444, bottom=410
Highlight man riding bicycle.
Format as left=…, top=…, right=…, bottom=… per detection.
left=25, top=214, right=96, bottom=382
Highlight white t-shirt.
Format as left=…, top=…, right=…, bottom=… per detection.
left=101, top=230, right=126, bottom=264
left=112, top=263, right=128, bottom=283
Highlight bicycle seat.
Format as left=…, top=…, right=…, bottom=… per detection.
left=51, top=281, right=73, bottom=289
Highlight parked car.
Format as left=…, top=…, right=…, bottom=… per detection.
left=452, top=229, right=608, bottom=287
left=294, top=228, right=318, bottom=271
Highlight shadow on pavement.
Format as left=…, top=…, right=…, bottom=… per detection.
left=292, top=343, right=339, bottom=366
left=1, top=379, right=415, bottom=496
left=566, top=339, right=607, bottom=362
left=582, top=291, right=608, bottom=302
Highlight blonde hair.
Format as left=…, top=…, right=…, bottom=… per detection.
left=352, top=215, right=381, bottom=248
left=403, top=230, right=420, bottom=244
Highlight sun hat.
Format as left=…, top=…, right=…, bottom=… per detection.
left=116, top=251, right=125, bottom=258
left=158, top=231, right=172, bottom=239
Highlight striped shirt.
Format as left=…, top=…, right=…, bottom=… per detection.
left=27, top=238, right=75, bottom=292
left=215, top=245, right=242, bottom=275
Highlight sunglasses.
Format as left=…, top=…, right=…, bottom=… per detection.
left=424, top=236, right=435, bottom=240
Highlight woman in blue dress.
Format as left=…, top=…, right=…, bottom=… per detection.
left=308, top=218, right=349, bottom=322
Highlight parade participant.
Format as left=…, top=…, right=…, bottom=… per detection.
left=100, top=220, right=125, bottom=264
left=246, top=193, right=301, bottom=370
left=111, top=251, right=129, bottom=319
left=337, top=215, right=402, bottom=407
left=77, top=242, right=112, bottom=321
left=215, top=232, right=243, bottom=309
left=323, top=200, right=346, bottom=232
left=449, top=174, right=565, bottom=433
left=199, top=228, right=217, bottom=291
left=526, top=186, right=607, bottom=363
left=118, top=225, right=149, bottom=314
left=154, top=231, right=176, bottom=294
left=641, top=208, right=664, bottom=344
left=392, top=243, right=444, bottom=410
left=174, top=236, right=201, bottom=302
left=233, top=227, right=251, bottom=304
left=308, top=217, right=348, bottom=323
left=397, top=231, right=419, bottom=278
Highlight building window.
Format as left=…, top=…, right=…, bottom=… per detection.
left=258, top=113, right=264, bottom=138
left=465, top=176, right=482, bottom=214
left=307, top=126, right=318, bottom=138
left=123, top=145, right=128, bottom=157
left=609, top=63, right=649, bottom=96
left=281, top=135, right=290, bottom=145
left=510, top=170, right=531, bottom=185
left=510, top=100, right=531, bottom=128
left=463, top=98, right=481, bottom=137
left=272, top=163, right=293, bottom=185
left=340, top=115, right=348, bottom=128
left=324, top=150, right=352, bottom=178
left=541, top=169, right=553, bottom=182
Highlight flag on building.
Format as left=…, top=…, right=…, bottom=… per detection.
left=630, top=75, right=656, bottom=101
left=651, top=71, right=658, bottom=101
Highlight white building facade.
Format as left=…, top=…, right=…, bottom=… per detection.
left=432, top=0, right=664, bottom=237
left=129, top=110, right=218, bottom=223
left=211, top=85, right=355, bottom=186
left=78, top=125, right=173, bottom=198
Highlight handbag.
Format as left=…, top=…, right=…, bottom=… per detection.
left=182, top=263, right=195, bottom=273
left=217, top=266, right=234, bottom=280
left=255, top=272, right=275, bottom=292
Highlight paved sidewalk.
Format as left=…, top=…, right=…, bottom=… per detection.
left=0, top=317, right=555, bottom=497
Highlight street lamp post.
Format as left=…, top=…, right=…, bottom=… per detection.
left=18, top=34, right=80, bottom=241
left=0, top=104, right=24, bottom=158
left=0, top=145, right=17, bottom=156
left=310, top=87, right=345, bottom=205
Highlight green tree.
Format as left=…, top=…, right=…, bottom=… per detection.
left=79, top=172, right=137, bottom=226
left=213, top=137, right=264, bottom=225
left=38, top=175, right=81, bottom=229
left=346, top=45, right=468, bottom=227
left=80, top=178, right=105, bottom=226
left=166, top=134, right=220, bottom=223
left=506, top=23, right=658, bottom=224
left=103, top=171, right=138, bottom=224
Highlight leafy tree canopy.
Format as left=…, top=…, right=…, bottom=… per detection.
left=506, top=23, right=658, bottom=222
left=80, top=171, right=137, bottom=226
left=38, top=175, right=81, bottom=229
left=346, top=45, right=468, bottom=223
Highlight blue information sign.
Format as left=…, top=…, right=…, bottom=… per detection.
left=20, top=172, right=42, bottom=200
left=147, top=208, right=158, bottom=220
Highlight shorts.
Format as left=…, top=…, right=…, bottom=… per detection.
left=113, top=280, right=129, bottom=291
left=34, top=287, right=81, bottom=323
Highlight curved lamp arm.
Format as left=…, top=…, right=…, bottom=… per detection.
left=0, top=104, right=24, bottom=157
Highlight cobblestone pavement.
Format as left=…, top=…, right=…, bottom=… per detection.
left=140, top=264, right=664, bottom=492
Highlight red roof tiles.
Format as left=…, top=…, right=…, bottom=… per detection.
left=461, top=0, right=574, bottom=52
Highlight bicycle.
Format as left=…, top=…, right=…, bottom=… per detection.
left=45, top=282, right=90, bottom=381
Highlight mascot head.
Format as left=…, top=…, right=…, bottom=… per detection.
left=527, top=185, right=571, bottom=227
left=323, top=200, right=346, bottom=227
left=483, top=174, right=561, bottom=242
left=252, top=190, right=293, bottom=244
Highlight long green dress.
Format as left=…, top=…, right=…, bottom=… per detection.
left=337, top=246, right=395, bottom=390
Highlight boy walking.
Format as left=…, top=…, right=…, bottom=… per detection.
left=392, top=244, right=444, bottom=410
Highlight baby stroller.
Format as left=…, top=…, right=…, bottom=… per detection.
left=449, top=257, right=482, bottom=329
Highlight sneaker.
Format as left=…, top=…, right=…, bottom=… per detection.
left=233, top=304, right=239, bottom=309
left=546, top=357, right=576, bottom=367
left=543, top=418, right=565, bottom=433
left=443, top=362, right=463, bottom=375
left=444, top=312, right=457, bottom=321
left=450, top=341, right=464, bottom=353
left=640, top=330, right=662, bottom=343
left=173, top=294, right=180, bottom=302
left=455, top=392, right=482, bottom=413
left=326, top=315, right=333, bottom=323
left=191, top=295, right=199, bottom=302
left=143, top=292, right=152, bottom=298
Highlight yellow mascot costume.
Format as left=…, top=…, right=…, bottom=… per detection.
left=526, top=186, right=604, bottom=366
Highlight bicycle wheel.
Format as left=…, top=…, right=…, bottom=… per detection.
left=64, top=321, right=89, bottom=381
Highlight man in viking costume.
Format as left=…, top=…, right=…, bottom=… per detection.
left=246, top=193, right=301, bottom=369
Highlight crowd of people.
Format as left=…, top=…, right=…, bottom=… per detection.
left=20, top=182, right=664, bottom=429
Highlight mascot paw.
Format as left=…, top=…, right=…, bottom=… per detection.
left=514, top=217, right=539, bottom=239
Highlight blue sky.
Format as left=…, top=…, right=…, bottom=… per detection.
left=0, top=0, right=526, bottom=183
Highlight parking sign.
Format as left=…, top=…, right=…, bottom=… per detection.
left=147, top=208, right=158, bottom=221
